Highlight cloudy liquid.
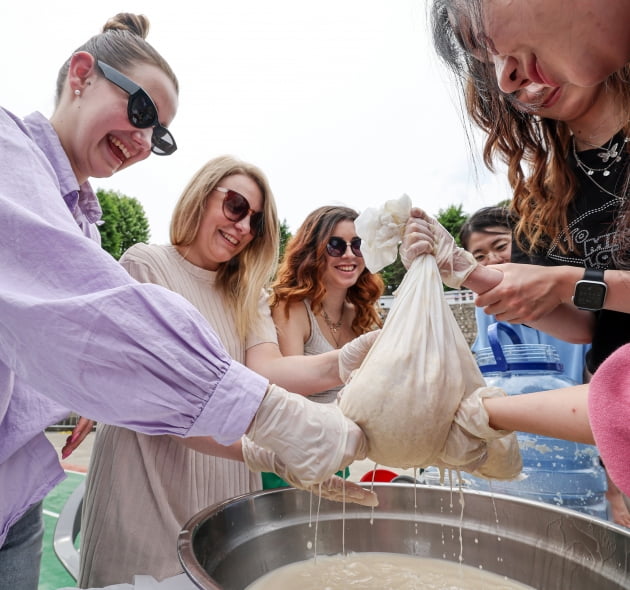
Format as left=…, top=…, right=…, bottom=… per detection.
left=245, top=552, right=535, bottom=590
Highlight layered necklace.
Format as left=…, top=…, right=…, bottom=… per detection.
left=572, top=133, right=629, bottom=200
left=321, top=305, right=343, bottom=348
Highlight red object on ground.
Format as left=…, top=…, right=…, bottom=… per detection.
left=359, top=468, right=398, bottom=483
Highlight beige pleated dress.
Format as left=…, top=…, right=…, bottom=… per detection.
left=78, top=244, right=277, bottom=587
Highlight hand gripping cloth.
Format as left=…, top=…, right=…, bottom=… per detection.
left=339, top=196, right=522, bottom=479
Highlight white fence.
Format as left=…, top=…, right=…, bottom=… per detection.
left=443, top=289, right=475, bottom=305
left=379, top=289, right=474, bottom=311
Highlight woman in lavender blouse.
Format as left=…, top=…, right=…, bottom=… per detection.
left=0, top=14, right=367, bottom=590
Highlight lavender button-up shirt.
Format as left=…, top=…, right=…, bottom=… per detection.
left=0, top=109, right=267, bottom=545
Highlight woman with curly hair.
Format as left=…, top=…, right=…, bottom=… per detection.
left=430, top=0, right=630, bottom=90
left=400, top=6, right=630, bottom=524
left=431, top=13, right=630, bottom=378
left=265, top=206, right=384, bottom=487
left=271, top=206, right=384, bottom=402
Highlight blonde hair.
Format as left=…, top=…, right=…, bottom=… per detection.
left=55, top=12, right=178, bottom=106
left=170, top=155, right=279, bottom=340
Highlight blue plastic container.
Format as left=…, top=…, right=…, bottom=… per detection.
left=471, top=323, right=607, bottom=519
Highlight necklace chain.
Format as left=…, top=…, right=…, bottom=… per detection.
left=572, top=135, right=626, bottom=176
left=321, top=306, right=343, bottom=347
left=572, top=135, right=629, bottom=199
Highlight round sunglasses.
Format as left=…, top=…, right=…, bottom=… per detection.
left=326, top=236, right=362, bottom=257
left=215, top=187, right=264, bottom=237
left=97, top=60, right=177, bottom=156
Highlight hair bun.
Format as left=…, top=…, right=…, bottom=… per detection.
left=103, top=13, right=150, bottom=40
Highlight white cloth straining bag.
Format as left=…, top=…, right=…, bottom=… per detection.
left=339, top=195, right=521, bottom=479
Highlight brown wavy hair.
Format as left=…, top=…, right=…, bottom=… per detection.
left=431, top=0, right=630, bottom=258
left=270, top=206, right=384, bottom=335
left=464, top=60, right=630, bottom=256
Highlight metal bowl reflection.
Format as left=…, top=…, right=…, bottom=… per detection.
left=178, top=484, right=630, bottom=590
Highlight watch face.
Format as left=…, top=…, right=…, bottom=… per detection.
left=574, top=280, right=607, bottom=310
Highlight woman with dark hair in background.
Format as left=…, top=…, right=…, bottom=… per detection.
left=459, top=206, right=591, bottom=385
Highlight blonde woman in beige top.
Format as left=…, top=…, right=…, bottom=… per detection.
left=77, top=157, right=377, bottom=587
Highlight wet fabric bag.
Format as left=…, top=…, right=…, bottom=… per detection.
left=339, top=195, right=521, bottom=479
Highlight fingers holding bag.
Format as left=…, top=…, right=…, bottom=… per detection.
left=241, top=436, right=378, bottom=507
left=401, top=213, right=436, bottom=270
left=247, top=384, right=368, bottom=486
left=437, top=387, right=522, bottom=480
left=401, top=207, right=478, bottom=288
left=339, top=329, right=381, bottom=383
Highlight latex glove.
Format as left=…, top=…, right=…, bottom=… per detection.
left=453, top=387, right=513, bottom=440
left=400, top=215, right=435, bottom=270
left=61, top=417, right=95, bottom=459
left=247, top=384, right=368, bottom=485
left=241, top=436, right=378, bottom=507
left=339, top=330, right=380, bottom=383
left=438, top=387, right=522, bottom=480
left=402, top=208, right=478, bottom=289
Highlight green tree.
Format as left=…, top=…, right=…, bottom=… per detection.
left=379, top=254, right=406, bottom=296
left=97, top=190, right=122, bottom=259
left=436, top=204, right=468, bottom=247
left=97, top=189, right=151, bottom=260
left=279, top=218, right=292, bottom=262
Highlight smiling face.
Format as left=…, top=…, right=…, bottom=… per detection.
left=53, top=53, right=178, bottom=184
left=184, top=173, right=263, bottom=271
left=465, top=226, right=512, bottom=266
left=322, top=219, right=366, bottom=291
left=454, top=0, right=630, bottom=91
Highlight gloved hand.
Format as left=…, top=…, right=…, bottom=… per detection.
left=401, top=208, right=478, bottom=289
left=339, top=330, right=380, bottom=383
left=241, top=436, right=379, bottom=507
left=247, top=384, right=368, bottom=485
left=453, top=387, right=513, bottom=440
left=437, top=386, right=522, bottom=480
left=400, top=214, right=435, bottom=270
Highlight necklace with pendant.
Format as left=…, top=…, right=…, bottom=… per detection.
left=572, top=135, right=628, bottom=177
left=572, top=134, right=629, bottom=199
left=321, top=305, right=343, bottom=348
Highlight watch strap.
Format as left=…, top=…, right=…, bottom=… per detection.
left=583, top=267, right=605, bottom=282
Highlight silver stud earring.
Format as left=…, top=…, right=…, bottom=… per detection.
left=74, top=89, right=81, bottom=96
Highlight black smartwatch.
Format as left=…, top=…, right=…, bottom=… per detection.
left=572, top=268, right=607, bottom=311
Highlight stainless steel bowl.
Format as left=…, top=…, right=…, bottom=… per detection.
left=178, top=484, right=630, bottom=590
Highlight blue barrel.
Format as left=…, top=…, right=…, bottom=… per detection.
left=471, top=323, right=607, bottom=519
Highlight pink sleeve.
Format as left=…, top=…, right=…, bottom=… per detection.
left=588, top=343, right=630, bottom=496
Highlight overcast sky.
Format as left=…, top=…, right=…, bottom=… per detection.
left=6, top=0, right=511, bottom=242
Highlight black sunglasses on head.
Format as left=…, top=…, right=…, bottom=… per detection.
left=97, top=60, right=177, bottom=156
left=215, top=187, right=264, bottom=237
left=326, top=236, right=362, bottom=257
